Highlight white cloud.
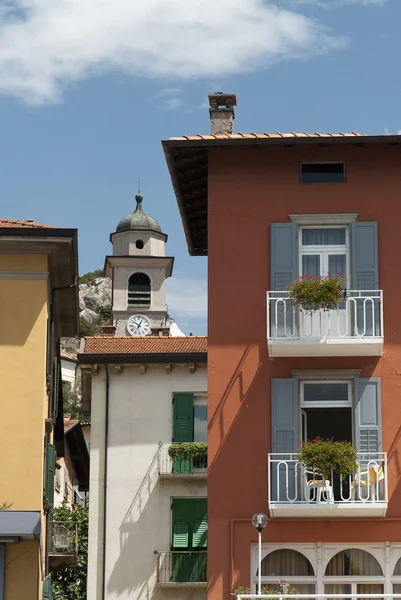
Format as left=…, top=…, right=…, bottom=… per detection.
left=166, top=277, right=207, bottom=321
left=0, top=0, right=347, bottom=105
left=164, top=97, right=183, bottom=110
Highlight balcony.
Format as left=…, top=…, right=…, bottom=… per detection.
left=158, top=443, right=207, bottom=479
left=155, top=551, right=207, bottom=586
left=267, top=290, right=383, bottom=357
left=48, top=521, right=78, bottom=571
left=268, top=453, right=388, bottom=518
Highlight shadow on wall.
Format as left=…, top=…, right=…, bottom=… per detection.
left=107, top=446, right=161, bottom=598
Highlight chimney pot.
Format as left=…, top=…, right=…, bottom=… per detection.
left=208, top=93, right=237, bottom=136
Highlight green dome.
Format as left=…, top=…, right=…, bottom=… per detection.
left=116, top=194, right=162, bottom=234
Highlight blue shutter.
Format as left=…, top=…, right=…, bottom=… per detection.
left=351, top=222, right=379, bottom=291
left=271, top=379, right=299, bottom=502
left=270, top=223, right=298, bottom=291
left=351, top=222, right=379, bottom=336
left=354, top=378, right=382, bottom=458
left=270, top=224, right=297, bottom=337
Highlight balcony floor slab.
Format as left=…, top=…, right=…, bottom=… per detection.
left=269, top=502, right=387, bottom=518
left=268, top=338, right=383, bottom=357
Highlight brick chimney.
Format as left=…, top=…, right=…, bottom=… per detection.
left=208, top=93, right=237, bottom=135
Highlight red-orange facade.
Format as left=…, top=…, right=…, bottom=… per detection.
left=164, top=132, right=401, bottom=600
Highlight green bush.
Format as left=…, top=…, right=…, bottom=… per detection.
left=79, top=269, right=104, bottom=285
left=232, top=581, right=300, bottom=598
left=297, top=438, right=358, bottom=479
left=288, top=272, right=345, bottom=312
left=168, top=442, right=207, bottom=460
left=79, top=317, right=101, bottom=337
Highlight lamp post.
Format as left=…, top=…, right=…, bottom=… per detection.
left=252, top=513, right=268, bottom=596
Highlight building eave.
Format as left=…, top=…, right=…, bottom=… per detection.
left=78, top=351, right=207, bottom=365
left=162, top=134, right=401, bottom=257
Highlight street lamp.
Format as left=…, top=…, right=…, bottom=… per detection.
left=252, top=513, right=268, bottom=596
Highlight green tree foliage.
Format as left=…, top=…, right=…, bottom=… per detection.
left=79, top=269, right=104, bottom=285
left=63, top=378, right=87, bottom=423
left=52, top=504, right=89, bottom=600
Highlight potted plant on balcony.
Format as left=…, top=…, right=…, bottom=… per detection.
left=168, top=442, right=207, bottom=462
left=288, top=272, right=345, bottom=313
left=232, top=581, right=300, bottom=599
left=297, top=438, right=358, bottom=479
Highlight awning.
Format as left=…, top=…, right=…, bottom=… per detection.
left=0, top=511, right=41, bottom=539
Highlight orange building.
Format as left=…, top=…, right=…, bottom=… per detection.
left=163, top=94, right=401, bottom=600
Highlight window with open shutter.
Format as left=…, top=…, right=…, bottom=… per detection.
left=53, top=358, right=61, bottom=417
left=173, top=394, right=194, bottom=442
left=172, top=394, right=194, bottom=473
left=171, top=499, right=207, bottom=583
left=45, top=443, right=56, bottom=508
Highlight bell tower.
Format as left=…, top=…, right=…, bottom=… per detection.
left=105, top=194, right=174, bottom=336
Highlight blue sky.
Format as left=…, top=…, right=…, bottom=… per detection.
left=0, top=0, right=399, bottom=335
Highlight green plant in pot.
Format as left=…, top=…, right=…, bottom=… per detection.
left=297, top=438, right=358, bottom=479
left=168, top=442, right=207, bottom=461
left=232, top=581, right=300, bottom=599
left=288, top=272, right=345, bottom=313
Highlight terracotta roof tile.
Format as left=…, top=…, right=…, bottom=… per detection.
left=169, top=132, right=367, bottom=142
left=0, top=218, right=57, bottom=229
left=64, top=417, right=79, bottom=433
left=61, top=350, right=77, bottom=361
left=83, top=336, right=208, bottom=355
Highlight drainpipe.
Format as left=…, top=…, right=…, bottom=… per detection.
left=102, top=362, right=110, bottom=600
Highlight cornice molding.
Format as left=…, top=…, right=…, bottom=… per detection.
left=291, top=369, right=362, bottom=381
left=0, top=270, right=49, bottom=280
left=289, top=214, right=358, bottom=225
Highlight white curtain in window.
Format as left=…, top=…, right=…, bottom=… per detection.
left=302, top=228, right=346, bottom=246
left=259, top=549, right=314, bottom=576
left=325, top=549, right=383, bottom=576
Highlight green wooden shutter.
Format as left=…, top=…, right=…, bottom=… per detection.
left=53, top=358, right=60, bottom=417
left=172, top=499, right=191, bottom=549
left=172, top=394, right=194, bottom=473
left=45, top=443, right=56, bottom=508
left=42, top=575, right=52, bottom=600
left=192, top=499, right=207, bottom=548
left=173, top=394, right=194, bottom=442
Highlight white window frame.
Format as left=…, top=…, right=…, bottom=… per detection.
left=300, top=380, right=352, bottom=409
left=299, top=225, right=350, bottom=285
left=251, top=544, right=390, bottom=595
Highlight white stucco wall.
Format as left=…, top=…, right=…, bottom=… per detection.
left=61, top=359, right=76, bottom=385
left=87, top=364, right=207, bottom=600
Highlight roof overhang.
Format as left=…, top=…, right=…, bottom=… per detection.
left=65, top=422, right=90, bottom=492
left=104, top=255, right=174, bottom=279
left=162, top=134, right=401, bottom=256
left=78, top=352, right=207, bottom=365
left=0, top=227, right=79, bottom=337
left=0, top=511, right=41, bottom=539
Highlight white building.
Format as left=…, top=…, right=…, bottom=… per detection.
left=80, top=196, right=208, bottom=600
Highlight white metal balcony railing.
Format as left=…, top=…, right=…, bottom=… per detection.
left=238, top=595, right=401, bottom=600
left=266, top=291, right=383, bottom=357
left=155, top=551, right=207, bottom=585
left=158, top=443, right=207, bottom=477
left=268, top=453, right=388, bottom=518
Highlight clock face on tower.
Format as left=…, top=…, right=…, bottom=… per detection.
left=127, top=315, right=151, bottom=337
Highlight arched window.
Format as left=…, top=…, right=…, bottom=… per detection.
left=255, top=549, right=315, bottom=596
left=325, top=549, right=383, bottom=576
left=393, top=557, right=401, bottom=595
left=128, top=273, right=151, bottom=307
left=324, top=549, right=383, bottom=598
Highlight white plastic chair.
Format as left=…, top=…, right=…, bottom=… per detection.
left=351, top=465, right=384, bottom=502
left=302, top=467, right=334, bottom=504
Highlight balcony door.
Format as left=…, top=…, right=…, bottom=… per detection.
left=300, top=381, right=353, bottom=500
left=299, top=227, right=349, bottom=338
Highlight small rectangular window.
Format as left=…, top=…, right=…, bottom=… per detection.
left=300, top=162, right=345, bottom=184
